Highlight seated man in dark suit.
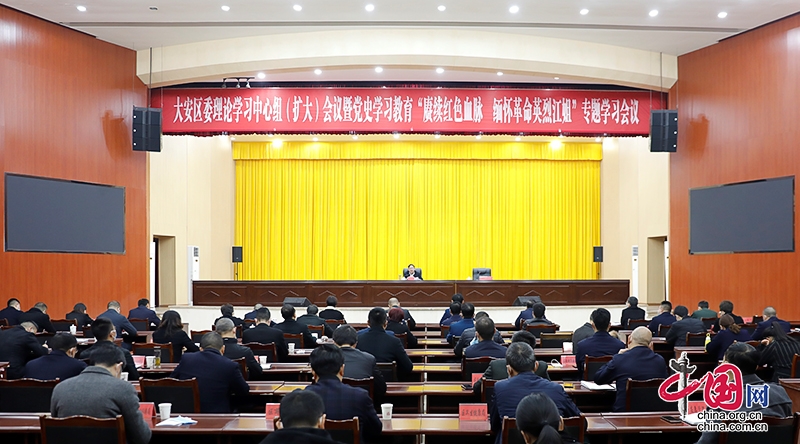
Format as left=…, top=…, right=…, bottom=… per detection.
left=243, top=303, right=263, bottom=321
left=490, top=343, right=581, bottom=444
left=620, top=296, right=646, bottom=328
left=474, top=330, right=549, bottom=398
left=454, top=311, right=506, bottom=359
left=0, top=298, right=22, bottom=326
left=216, top=318, right=262, bottom=379
left=77, top=317, right=139, bottom=381
left=574, top=308, right=625, bottom=374
left=447, top=302, right=475, bottom=343
left=171, top=332, right=250, bottom=413
left=0, top=321, right=49, bottom=379
left=260, top=390, right=340, bottom=444
left=65, top=303, right=93, bottom=328
left=356, top=308, right=413, bottom=378
left=318, top=296, right=345, bottom=322
left=242, top=307, right=289, bottom=361
left=751, top=306, right=791, bottom=340
left=25, top=332, right=86, bottom=381
left=523, top=303, right=555, bottom=327
left=514, top=300, right=534, bottom=330
left=297, top=305, right=334, bottom=338
left=465, top=317, right=507, bottom=359
left=127, top=298, right=160, bottom=329
left=665, top=305, right=707, bottom=346
left=402, top=264, right=422, bottom=280
left=332, top=325, right=387, bottom=401
left=275, top=304, right=316, bottom=348
left=305, top=345, right=383, bottom=443
left=711, top=300, right=744, bottom=333
left=97, top=300, right=138, bottom=350
left=441, top=302, right=463, bottom=327
left=647, top=301, right=676, bottom=334
left=594, top=327, right=667, bottom=411
left=440, top=293, right=464, bottom=325
left=571, top=314, right=594, bottom=345
left=18, top=302, right=56, bottom=333
left=214, top=303, right=244, bottom=329
left=387, top=298, right=416, bottom=329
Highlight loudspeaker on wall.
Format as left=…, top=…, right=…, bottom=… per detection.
left=133, top=106, right=162, bottom=152
left=232, top=246, right=243, bottom=263
left=650, top=110, right=678, bottom=152
left=593, top=246, right=604, bottom=262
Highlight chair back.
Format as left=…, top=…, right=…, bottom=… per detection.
left=128, top=318, right=149, bottom=331
left=701, top=317, right=717, bottom=329
left=481, top=378, right=498, bottom=409
left=0, top=318, right=8, bottom=326
left=283, top=333, right=304, bottom=348
left=462, top=356, right=494, bottom=381
left=562, top=416, right=585, bottom=443
left=244, top=342, right=278, bottom=362
left=140, top=377, right=201, bottom=413
left=35, top=332, right=55, bottom=345
left=40, top=415, right=125, bottom=444
left=626, top=378, right=679, bottom=412
left=325, top=417, right=360, bottom=444
left=325, top=319, right=346, bottom=326
left=394, top=332, right=408, bottom=348
left=0, top=325, right=13, bottom=331
left=627, top=319, right=650, bottom=329
left=524, top=324, right=558, bottom=338
left=583, top=355, right=613, bottom=381
left=81, top=326, right=94, bottom=338
left=738, top=323, right=758, bottom=336
left=657, top=324, right=672, bottom=337
left=307, top=324, right=325, bottom=339
left=51, top=319, right=77, bottom=332
left=440, top=325, right=450, bottom=338
left=686, top=332, right=712, bottom=346
left=0, top=378, right=59, bottom=412
left=376, top=362, right=397, bottom=382
left=232, top=357, right=248, bottom=380
left=540, top=332, right=573, bottom=349
left=500, top=417, right=525, bottom=444
left=342, top=377, right=374, bottom=399
left=132, top=343, right=173, bottom=363
left=718, top=415, right=795, bottom=444
left=791, top=354, right=800, bottom=378
left=752, top=315, right=764, bottom=324
left=190, top=330, right=212, bottom=343
left=243, top=319, right=256, bottom=329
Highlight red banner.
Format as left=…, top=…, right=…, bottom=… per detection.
left=153, top=87, right=664, bottom=136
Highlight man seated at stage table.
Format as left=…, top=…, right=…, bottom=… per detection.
left=242, top=307, right=289, bottom=361
left=97, top=300, right=137, bottom=350
left=171, top=332, right=250, bottom=413
left=318, top=296, right=345, bottom=322
left=691, top=300, right=718, bottom=320
left=275, top=304, right=316, bottom=348
left=215, top=303, right=245, bottom=330
left=356, top=307, right=413, bottom=378
left=297, top=305, right=334, bottom=338
left=751, top=306, right=791, bottom=340
left=51, top=342, right=151, bottom=444
left=25, top=332, right=86, bottom=381
left=440, top=293, right=464, bottom=325
left=447, top=302, right=476, bottom=343
left=647, top=301, right=676, bottom=334
left=454, top=311, right=506, bottom=359
left=387, top=297, right=416, bottom=329
left=490, top=342, right=581, bottom=444
left=243, top=303, right=263, bottom=321
left=0, top=321, right=49, bottom=380
left=465, top=317, right=507, bottom=359
left=259, top=390, right=339, bottom=444
left=711, top=300, right=743, bottom=333
left=18, top=302, right=56, bottom=333
left=620, top=296, right=646, bottom=328
left=65, top=302, right=93, bottom=328
left=216, top=318, right=262, bottom=379
left=402, top=263, right=422, bottom=280
left=523, top=303, right=555, bottom=327
left=665, top=305, right=706, bottom=346
left=78, top=318, right=139, bottom=381
left=306, top=345, right=383, bottom=444
left=0, top=298, right=22, bottom=326
left=386, top=307, right=418, bottom=348
left=593, top=326, right=667, bottom=411
left=127, top=298, right=160, bottom=329
left=441, top=302, right=463, bottom=327
left=332, top=325, right=387, bottom=401
left=574, top=308, right=625, bottom=374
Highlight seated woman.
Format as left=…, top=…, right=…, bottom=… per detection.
left=152, top=310, right=199, bottom=362
left=758, top=322, right=800, bottom=381
left=385, top=307, right=418, bottom=348
left=705, top=314, right=751, bottom=361
left=515, top=392, right=578, bottom=444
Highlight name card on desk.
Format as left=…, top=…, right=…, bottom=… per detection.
left=471, top=373, right=483, bottom=385
left=132, top=355, right=145, bottom=369
left=561, top=355, right=576, bottom=368
left=265, top=403, right=280, bottom=420
left=139, top=402, right=155, bottom=418
left=459, top=403, right=488, bottom=421
left=742, top=317, right=753, bottom=324
left=687, top=401, right=706, bottom=415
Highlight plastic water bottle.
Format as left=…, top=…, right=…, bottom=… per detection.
left=69, top=324, right=77, bottom=335
left=704, top=333, right=711, bottom=346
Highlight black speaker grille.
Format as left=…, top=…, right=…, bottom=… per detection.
left=650, top=110, right=678, bottom=152
left=133, top=107, right=162, bottom=152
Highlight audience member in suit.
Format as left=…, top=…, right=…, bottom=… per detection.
left=216, top=317, right=262, bottom=379
left=647, top=301, right=676, bottom=334
left=490, top=343, right=581, bottom=444
left=757, top=322, right=800, bottom=381
left=242, top=307, right=289, bottom=362
left=465, top=317, right=507, bottom=359
left=51, top=342, right=152, bottom=444
left=127, top=298, right=160, bottom=329
left=152, top=310, right=199, bottom=362
left=332, top=325, right=387, bottom=401
left=305, top=345, right=383, bottom=443
left=18, top=302, right=56, bottom=333
left=356, top=307, right=413, bottom=377
left=297, top=305, right=335, bottom=338
left=696, top=343, right=793, bottom=444
left=25, top=332, right=86, bottom=381
left=620, top=296, right=646, bottom=329
left=259, top=390, right=340, bottom=444
left=97, top=300, right=138, bottom=350
left=594, top=327, right=667, bottom=411
left=706, top=314, right=751, bottom=361
left=65, top=303, right=93, bottom=328
left=402, top=263, right=422, bottom=280
left=571, top=316, right=594, bottom=345
left=477, top=331, right=550, bottom=385
left=516, top=393, right=580, bottom=444
left=77, top=317, right=139, bottom=381
left=318, top=296, right=346, bottom=322
left=523, top=303, right=555, bottom=327
left=386, top=307, right=418, bottom=348
left=447, top=302, right=475, bottom=343
left=751, top=306, right=792, bottom=340
left=711, top=300, right=744, bottom=333
left=0, top=321, right=49, bottom=379
left=275, top=304, right=316, bottom=348
left=574, top=308, right=625, bottom=374
left=665, top=305, right=707, bottom=347
left=171, top=332, right=250, bottom=413
left=0, top=298, right=22, bottom=326
left=454, top=311, right=506, bottom=359
left=691, top=300, right=718, bottom=320
left=215, top=303, right=245, bottom=330
left=441, top=302, right=463, bottom=327
left=514, top=300, right=534, bottom=330
left=243, top=303, right=263, bottom=321
left=387, top=297, right=416, bottom=329
left=440, top=293, right=464, bottom=325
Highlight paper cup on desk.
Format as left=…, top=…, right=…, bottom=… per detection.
left=259, top=355, right=267, bottom=365
left=145, top=356, right=155, bottom=369
left=120, top=372, right=128, bottom=380
left=158, top=403, right=172, bottom=421
left=288, top=343, right=296, bottom=353
left=381, top=403, right=393, bottom=420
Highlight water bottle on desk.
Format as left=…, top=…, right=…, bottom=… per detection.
left=154, top=347, right=162, bottom=368
left=704, top=333, right=711, bottom=347
left=69, top=324, right=77, bottom=335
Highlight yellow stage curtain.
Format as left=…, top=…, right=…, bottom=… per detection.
left=234, top=141, right=601, bottom=281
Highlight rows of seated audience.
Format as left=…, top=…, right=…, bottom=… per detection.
left=0, top=293, right=799, bottom=444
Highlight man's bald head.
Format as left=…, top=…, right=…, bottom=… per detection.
left=630, top=326, right=652, bottom=347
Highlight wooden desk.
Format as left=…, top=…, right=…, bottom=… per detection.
left=600, top=412, right=698, bottom=433
left=673, top=346, right=710, bottom=360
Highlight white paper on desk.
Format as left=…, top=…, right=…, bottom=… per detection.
left=261, top=363, right=271, bottom=370
left=156, top=416, right=198, bottom=426
left=580, top=381, right=616, bottom=391
left=681, top=413, right=706, bottom=425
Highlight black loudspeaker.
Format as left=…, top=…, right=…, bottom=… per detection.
left=593, top=246, right=604, bottom=263
left=232, top=246, right=243, bottom=263
left=513, top=296, right=542, bottom=307
left=133, top=106, right=162, bottom=152
left=283, top=297, right=311, bottom=307
left=650, top=110, right=678, bottom=152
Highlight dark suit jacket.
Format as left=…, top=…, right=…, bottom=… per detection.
left=472, top=357, right=550, bottom=396
left=356, top=327, right=413, bottom=375
left=441, top=314, right=462, bottom=327
left=574, top=331, right=625, bottom=374
left=665, top=317, right=706, bottom=346
left=222, top=337, right=262, bottom=378
left=97, top=309, right=138, bottom=349
left=24, top=349, right=87, bottom=381
left=275, top=319, right=316, bottom=348
left=78, top=340, right=140, bottom=381
left=514, top=309, right=533, bottom=329
left=152, top=329, right=199, bottom=362
left=242, top=324, right=289, bottom=361
left=127, top=306, right=160, bottom=329
left=464, top=340, right=507, bottom=359
left=260, top=427, right=340, bottom=444
left=454, top=328, right=505, bottom=359
left=0, top=326, right=49, bottom=379
left=0, top=307, right=22, bottom=326
left=18, top=308, right=55, bottom=333
left=387, top=307, right=416, bottom=330
left=647, top=312, right=677, bottom=334
left=620, top=306, right=645, bottom=328
left=297, top=314, right=334, bottom=337
left=447, top=318, right=474, bottom=342
left=215, top=315, right=244, bottom=329
left=711, top=312, right=744, bottom=332
left=706, top=328, right=752, bottom=361
left=440, top=308, right=453, bottom=325
left=305, top=376, right=383, bottom=443
left=571, top=323, right=594, bottom=345
left=340, top=346, right=387, bottom=400
left=243, top=310, right=258, bottom=320
left=65, top=311, right=93, bottom=328
left=318, top=308, right=345, bottom=322
left=386, top=321, right=418, bottom=348
left=170, top=349, right=250, bottom=413
left=593, top=346, right=667, bottom=411
left=751, top=317, right=792, bottom=341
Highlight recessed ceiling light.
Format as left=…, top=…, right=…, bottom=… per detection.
left=256, top=72, right=266, bottom=79
left=314, top=69, right=322, bottom=75
left=438, top=5, right=446, bottom=12
left=272, top=140, right=283, bottom=149
left=509, top=5, right=519, bottom=14
left=515, top=137, right=521, bottom=141
left=149, top=6, right=158, bottom=11
left=580, top=8, right=589, bottom=15
left=497, top=71, right=504, bottom=76
left=718, top=12, right=728, bottom=18
left=649, top=9, right=658, bottom=17
left=221, top=5, right=230, bottom=12
left=393, top=133, right=400, bottom=139
left=313, top=137, right=319, bottom=142
left=374, top=67, right=383, bottom=73
left=76, top=5, right=87, bottom=12
left=436, top=67, right=444, bottom=74
left=365, top=4, right=375, bottom=12
left=595, top=137, right=602, bottom=142
left=230, top=137, right=236, bottom=141
left=293, top=5, right=302, bottom=11
left=554, top=77, right=560, bottom=80
left=352, top=135, right=359, bottom=140
left=434, top=134, right=441, bottom=139
left=476, top=135, right=482, bottom=140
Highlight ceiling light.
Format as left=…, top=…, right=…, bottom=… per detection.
left=476, top=135, right=482, bottom=140
left=230, top=137, right=236, bottom=141
left=365, top=4, right=375, bottom=12
left=221, top=5, right=230, bottom=12
left=393, top=133, right=400, bottom=139
left=497, top=71, right=504, bottom=76
left=434, top=134, right=441, bottom=139
left=257, top=72, right=266, bottom=79
left=436, top=67, right=444, bottom=74
left=649, top=9, right=658, bottom=17
left=595, top=137, right=602, bottom=142
left=76, top=5, right=87, bottom=12
left=550, top=140, right=563, bottom=150
left=509, top=5, right=519, bottom=14
left=438, top=5, right=446, bottom=12
left=149, top=6, right=158, bottom=11
left=352, top=135, right=359, bottom=140
left=314, top=69, right=322, bottom=75
left=515, top=137, right=521, bottom=141
left=580, top=8, right=589, bottom=15
left=293, top=4, right=302, bottom=11
left=554, top=77, right=560, bottom=80
left=272, top=140, right=283, bottom=149
left=718, top=12, right=728, bottom=18
left=313, top=137, right=319, bottom=142
left=374, top=67, right=383, bottom=73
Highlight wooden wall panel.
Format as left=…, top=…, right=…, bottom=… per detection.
left=0, top=6, right=148, bottom=318
left=671, top=13, right=800, bottom=319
